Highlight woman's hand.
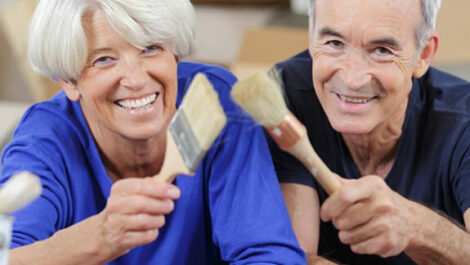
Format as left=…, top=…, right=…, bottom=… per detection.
left=96, top=177, right=180, bottom=259
left=10, top=177, right=180, bottom=265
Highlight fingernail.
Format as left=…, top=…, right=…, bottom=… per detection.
left=167, top=187, right=180, bottom=198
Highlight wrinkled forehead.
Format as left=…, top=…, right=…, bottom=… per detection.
left=313, top=0, right=421, bottom=36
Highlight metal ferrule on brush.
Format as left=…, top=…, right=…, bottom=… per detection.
left=169, top=110, right=204, bottom=172
left=266, top=111, right=306, bottom=149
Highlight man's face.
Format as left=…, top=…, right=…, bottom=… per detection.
left=310, top=0, right=423, bottom=135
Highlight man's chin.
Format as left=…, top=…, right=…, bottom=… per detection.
left=330, top=121, right=375, bottom=136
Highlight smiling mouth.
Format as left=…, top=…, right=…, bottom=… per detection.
left=115, top=93, right=158, bottom=110
left=337, top=94, right=376, bottom=104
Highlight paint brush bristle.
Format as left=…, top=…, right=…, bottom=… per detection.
left=0, top=171, right=42, bottom=214
left=230, top=71, right=341, bottom=195
left=231, top=72, right=287, bottom=127
left=167, top=73, right=226, bottom=174
left=179, top=73, right=227, bottom=150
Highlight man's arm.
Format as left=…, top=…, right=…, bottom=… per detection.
left=320, top=175, right=470, bottom=265
left=404, top=205, right=470, bottom=265
left=280, top=183, right=337, bottom=265
left=464, top=209, right=470, bottom=231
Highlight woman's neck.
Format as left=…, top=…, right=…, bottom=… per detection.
left=92, top=127, right=167, bottom=182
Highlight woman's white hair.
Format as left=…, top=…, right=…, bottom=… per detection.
left=308, top=0, right=441, bottom=51
left=28, top=0, right=195, bottom=81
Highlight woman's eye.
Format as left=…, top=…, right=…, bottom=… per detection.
left=142, top=45, right=161, bottom=55
left=93, top=57, right=114, bottom=66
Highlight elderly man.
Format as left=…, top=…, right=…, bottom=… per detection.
left=268, top=0, right=470, bottom=264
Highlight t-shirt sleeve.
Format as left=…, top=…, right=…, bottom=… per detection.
left=265, top=129, right=319, bottom=190
left=203, top=72, right=307, bottom=264
left=451, top=124, right=470, bottom=215
left=1, top=110, right=70, bottom=248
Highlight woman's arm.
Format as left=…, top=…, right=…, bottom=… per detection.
left=9, top=178, right=179, bottom=265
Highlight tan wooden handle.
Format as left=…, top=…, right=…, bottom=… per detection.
left=285, top=135, right=341, bottom=195
left=155, top=131, right=192, bottom=183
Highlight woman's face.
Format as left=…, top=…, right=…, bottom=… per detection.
left=61, top=9, right=178, bottom=142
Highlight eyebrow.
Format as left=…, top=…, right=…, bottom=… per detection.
left=370, top=38, right=401, bottom=50
left=318, top=27, right=345, bottom=39
left=318, top=26, right=402, bottom=50
left=88, top=47, right=113, bottom=58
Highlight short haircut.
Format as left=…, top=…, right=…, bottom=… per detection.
left=28, top=0, right=195, bottom=81
left=308, top=0, right=441, bottom=51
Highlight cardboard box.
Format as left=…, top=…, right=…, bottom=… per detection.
left=231, top=26, right=308, bottom=78
left=192, top=0, right=288, bottom=4
left=434, top=0, right=470, bottom=64
left=0, top=0, right=61, bottom=102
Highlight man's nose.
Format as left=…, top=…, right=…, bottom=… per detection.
left=119, top=59, right=148, bottom=90
left=339, top=50, right=372, bottom=90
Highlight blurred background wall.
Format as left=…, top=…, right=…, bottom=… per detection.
left=1, top=0, right=469, bottom=104
left=0, top=0, right=469, bottom=151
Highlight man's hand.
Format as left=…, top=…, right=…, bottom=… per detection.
left=320, top=175, right=417, bottom=258
left=96, top=177, right=180, bottom=259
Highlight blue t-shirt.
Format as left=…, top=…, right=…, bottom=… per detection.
left=268, top=50, right=470, bottom=265
left=1, top=62, right=306, bottom=264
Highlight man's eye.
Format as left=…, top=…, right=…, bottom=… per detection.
left=326, top=40, right=344, bottom=49
left=375, top=46, right=392, bottom=55
left=143, top=45, right=162, bottom=55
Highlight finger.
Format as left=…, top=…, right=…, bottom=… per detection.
left=338, top=215, right=391, bottom=245
left=334, top=200, right=373, bottom=230
left=107, top=195, right=175, bottom=215
left=125, top=214, right=166, bottom=231
left=111, top=178, right=180, bottom=200
left=349, top=230, right=402, bottom=258
left=321, top=176, right=381, bottom=222
left=120, top=229, right=160, bottom=250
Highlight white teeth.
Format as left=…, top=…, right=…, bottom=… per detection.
left=117, top=93, right=157, bottom=110
left=339, top=95, right=372, bottom=104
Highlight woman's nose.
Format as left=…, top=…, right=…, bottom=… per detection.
left=119, top=59, right=148, bottom=90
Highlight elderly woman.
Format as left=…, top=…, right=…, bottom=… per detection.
left=0, top=0, right=306, bottom=264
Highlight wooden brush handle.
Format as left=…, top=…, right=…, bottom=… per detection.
left=285, top=135, right=341, bottom=195
left=155, top=131, right=192, bottom=183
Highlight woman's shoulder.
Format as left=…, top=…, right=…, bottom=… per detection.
left=11, top=91, right=90, bottom=151
left=177, top=61, right=237, bottom=87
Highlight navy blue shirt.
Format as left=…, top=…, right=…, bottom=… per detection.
left=268, top=50, right=470, bottom=264
left=1, top=62, right=306, bottom=264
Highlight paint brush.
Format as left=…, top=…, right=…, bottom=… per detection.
left=156, top=73, right=227, bottom=183
left=0, top=171, right=42, bottom=214
left=231, top=72, right=340, bottom=195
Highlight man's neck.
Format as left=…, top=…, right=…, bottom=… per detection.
left=342, top=107, right=407, bottom=178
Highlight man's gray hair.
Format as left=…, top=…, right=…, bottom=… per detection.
left=308, top=0, right=441, bottom=51
left=28, top=0, right=195, bottom=81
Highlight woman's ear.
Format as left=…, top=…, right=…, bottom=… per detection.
left=413, top=32, right=439, bottom=78
left=58, top=78, right=80, bottom=101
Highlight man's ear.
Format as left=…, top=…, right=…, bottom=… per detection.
left=58, top=78, right=80, bottom=101
left=413, top=31, right=439, bottom=78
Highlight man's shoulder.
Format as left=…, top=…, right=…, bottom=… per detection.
left=273, top=49, right=313, bottom=92
left=418, top=67, right=470, bottom=115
